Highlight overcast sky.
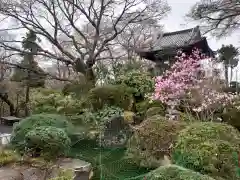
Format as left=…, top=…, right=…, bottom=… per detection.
left=161, top=0, right=240, bottom=81
left=161, top=0, right=240, bottom=51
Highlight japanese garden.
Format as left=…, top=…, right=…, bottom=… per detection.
left=0, top=0, right=239, bottom=179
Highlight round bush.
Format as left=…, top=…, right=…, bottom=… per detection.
left=114, top=70, right=154, bottom=101
left=87, top=84, right=134, bottom=110
left=146, top=107, right=165, bottom=118
left=126, top=116, right=186, bottom=168
left=172, top=122, right=240, bottom=180
left=62, top=81, right=93, bottom=97
left=221, top=107, right=240, bottom=131
left=31, top=89, right=84, bottom=115
left=136, top=100, right=166, bottom=118
left=11, top=113, right=73, bottom=152
left=144, top=165, right=216, bottom=180
left=25, top=126, right=71, bottom=159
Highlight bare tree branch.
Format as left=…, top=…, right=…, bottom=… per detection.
left=188, top=0, right=240, bottom=38
left=0, top=0, right=170, bottom=81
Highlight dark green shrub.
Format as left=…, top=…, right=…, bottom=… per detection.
left=94, top=106, right=124, bottom=124
left=31, top=90, right=84, bottom=115
left=62, top=81, right=93, bottom=97
left=114, top=70, right=154, bottom=101
left=126, top=116, right=186, bottom=168
left=25, top=126, right=71, bottom=159
left=146, top=107, right=165, bottom=118
left=172, top=122, right=240, bottom=180
left=87, top=84, right=134, bottom=110
left=68, top=106, right=124, bottom=143
left=11, top=113, right=73, bottom=152
left=136, top=100, right=166, bottom=118
left=0, top=149, right=19, bottom=166
left=144, top=165, right=216, bottom=180
left=221, top=107, right=240, bottom=131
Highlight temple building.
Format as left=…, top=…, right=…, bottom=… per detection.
left=136, top=26, right=215, bottom=75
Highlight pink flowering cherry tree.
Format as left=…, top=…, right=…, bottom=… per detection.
left=153, top=49, right=237, bottom=117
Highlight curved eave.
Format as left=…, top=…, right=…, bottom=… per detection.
left=137, top=37, right=215, bottom=62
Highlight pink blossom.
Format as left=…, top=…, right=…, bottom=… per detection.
left=153, top=49, right=237, bottom=113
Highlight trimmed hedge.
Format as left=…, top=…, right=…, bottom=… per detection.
left=136, top=100, right=166, bottom=118
left=11, top=113, right=73, bottom=153
left=172, top=122, right=240, bottom=180
left=25, top=126, right=71, bottom=159
left=221, top=107, right=240, bottom=131
left=126, top=116, right=186, bottom=168
left=114, top=70, right=154, bottom=101
left=144, top=165, right=216, bottom=180
left=87, top=84, right=134, bottom=110
left=146, top=107, right=165, bottom=118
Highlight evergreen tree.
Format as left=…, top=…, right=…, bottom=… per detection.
left=11, top=30, right=45, bottom=116
left=217, top=44, right=239, bottom=87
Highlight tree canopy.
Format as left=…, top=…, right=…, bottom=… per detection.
left=0, top=0, right=170, bottom=81
left=217, top=44, right=239, bottom=85
left=11, top=30, right=45, bottom=88
left=188, top=0, right=240, bottom=37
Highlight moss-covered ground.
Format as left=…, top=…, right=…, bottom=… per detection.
left=69, top=140, right=150, bottom=180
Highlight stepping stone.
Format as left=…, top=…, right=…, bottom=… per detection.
left=0, top=168, right=23, bottom=180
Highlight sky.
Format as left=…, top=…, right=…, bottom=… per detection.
left=2, top=0, right=239, bottom=80
left=161, top=0, right=240, bottom=81
left=160, top=0, right=240, bottom=51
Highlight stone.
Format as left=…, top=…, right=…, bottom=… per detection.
left=0, top=168, right=23, bottom=180
left=21, top=167, right=44, bottom=180
left=100, top=116, right=133, bottom=148
left=57, top=158, right=93, bottom=180
left=0, top=158, right=93, bottom=180
left=0, top=133, right=11, bottom=145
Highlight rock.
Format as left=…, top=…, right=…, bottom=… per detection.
left=21, top=167, right=44, bottom=180
left=0, top=168, right=23, bottom=180
left=0, top=158, right=93, bottom=180
left=166, top=108, right=181, bottom=121
left=58, top=158, right=93, bottom=180
left=100, top=116, right=133, bottom=148
left=0, top=133, right=11, bottom=146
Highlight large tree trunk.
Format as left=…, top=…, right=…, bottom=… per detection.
left=224, top=64, right=229, bottom=87
left=85, top=59, right=96, bottom=85
left=0, top=93, right=16, bottom=116
left=25, top=85, right=30, bottom=116
left=230, top=67, right=233, bottom=83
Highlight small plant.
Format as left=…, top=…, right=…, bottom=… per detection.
left=25, top=126, right=71, bottom=160
left=49, top=169, right=74, bottom=180
left=0, top=148, right=19, bottom=166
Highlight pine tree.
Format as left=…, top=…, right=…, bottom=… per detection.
left=11, top=30, right=45, bottom=116
left=217, top=44, right=239, bottom=87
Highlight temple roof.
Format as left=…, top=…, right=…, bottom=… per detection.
left=150, top=26, right=201, bottom=51
left=137, top=26, right=214, bottom=61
